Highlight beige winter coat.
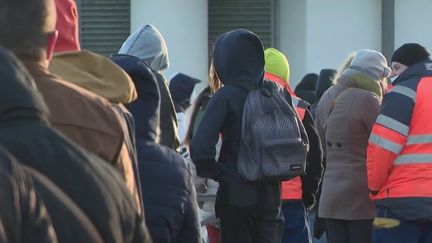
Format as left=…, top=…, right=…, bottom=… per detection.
left=316, top=75, right=381, bottom=220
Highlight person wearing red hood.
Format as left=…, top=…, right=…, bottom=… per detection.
left=48, top=0, right=143, bottom=214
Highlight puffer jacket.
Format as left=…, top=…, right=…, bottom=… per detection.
left=0, top=147, right=57, bottom=243
left=119, top=24, right=180, bottom=150
left=0, top=45, right=151, bottom=243
left=112, top=54, right=201, bottom=243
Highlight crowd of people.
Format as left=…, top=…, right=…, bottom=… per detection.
left=1, top=0, right=432, bottom=243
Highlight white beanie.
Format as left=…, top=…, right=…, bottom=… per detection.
left=348, top=49, right=391, bottom=80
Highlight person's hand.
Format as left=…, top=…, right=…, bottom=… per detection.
left=302, top=193, right=316, bottom=211
left=313, top=216, right=327, bottom=239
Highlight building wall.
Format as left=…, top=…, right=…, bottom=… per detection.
left=394, top=0, right=432, bottom=52
left=131, top=0, right=208, bottom=82
left=129, top=0, right=432, bottom=91
left=275, top=0, right=307, bottom=87
left=306, top=0, right=382, bottom=85
left=277, top=0, right=381, bottom=87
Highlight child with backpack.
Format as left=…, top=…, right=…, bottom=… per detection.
left=190, top=29, right=308, bottom=243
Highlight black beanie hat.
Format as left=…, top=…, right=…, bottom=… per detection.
left=391, top=43, right=430, bottom=67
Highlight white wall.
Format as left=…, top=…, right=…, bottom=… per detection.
left=276, top=0, right=307, bottom=88
left=305, top=0, right=382, bottom=81
left=394, top=0, right=432, bottom=52
left=277, top=0, right=382, bottom=88
left=131, top=0, right=208, bottom=83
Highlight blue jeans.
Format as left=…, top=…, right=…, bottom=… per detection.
left=282, top=201, right=312, bottom=243
left=373, top=206, right=432, bottom=243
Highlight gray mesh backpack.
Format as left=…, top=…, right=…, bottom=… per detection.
left=235, top=81, right=309, bottom=182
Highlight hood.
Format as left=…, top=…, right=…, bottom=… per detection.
left=111, top=54, right=160, bottom=142
left=264, top=48, right=290, bottom=84
left=294, top=73, right=318, bottom=104
left=0, top=48, right=49, bottom=124
left=296, top=73, right=318, bottom=92
left=54, top=0, right=80, bottom=52
left=169, top=73, right=200, bottom=112
left=315, top=69, right=336, bottom=100
left=118, top=25, right=169, bottom=72
left=213, top=29, right=265, bottom=86
left=49, top=50, right=137, bottom=104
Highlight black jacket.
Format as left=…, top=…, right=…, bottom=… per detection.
left=0, top=48, right=151, bottom=243
left=0, top=148, right=57, bottom=243
left=26, top=166, right=103, bottom=243
left=300, top=108, right=324, bottom=208
left=112, top=54, right=201, bottom=243
left=190, top=29, right=281, bottom=213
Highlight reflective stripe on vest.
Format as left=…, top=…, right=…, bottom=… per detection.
left=391, top=85, right=417, bottom=101
left=369, top=133, right=403, bottom=154
left=394, top=154, right=432, bottom=165
left=407, top=134, right=432, bottom=145
left=292, top=97, right=306, bottom=120
left=376, top=114, right=410, bottom=136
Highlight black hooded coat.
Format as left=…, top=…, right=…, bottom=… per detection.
left=190, top=29, right=282, bottom=214
left=112, top=54, right=201, bottom=243
left=0, top=48, right=151, bottom=243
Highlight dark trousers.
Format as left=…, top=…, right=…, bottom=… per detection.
left=282, top=201, right=311, bottom=243
left=218, top=203, right=284, bottom=243
left=326, top=218, right=372, bottom=243
left=373, top=206, right=432, bottom=243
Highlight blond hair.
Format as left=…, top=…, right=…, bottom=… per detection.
left=333, top=52, right=356, bottom=84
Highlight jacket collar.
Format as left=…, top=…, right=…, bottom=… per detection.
left=394, top=60, right=432, bottom=84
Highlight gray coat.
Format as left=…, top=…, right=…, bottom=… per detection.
left=316, top=75, right=380, bottom=220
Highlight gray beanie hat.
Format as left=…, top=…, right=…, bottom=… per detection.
left=348, top=49, right=391, bottom=80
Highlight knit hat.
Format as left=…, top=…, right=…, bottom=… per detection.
left=264, top=48, right=290, bottom=83
left=348, top=49, right=391, bottom=80
left=54, top=0, right=81, bottom=52
left=391, top=43, right=430, bottom=67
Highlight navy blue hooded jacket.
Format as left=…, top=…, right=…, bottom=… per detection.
left=190, top=29, right=282, bottom=211
left=111, top=54, right=201, bottom=243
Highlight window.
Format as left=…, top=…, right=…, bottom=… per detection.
left=208, top=0, right=275, bottom=59
left=76, top=0, right=130, bottom=57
